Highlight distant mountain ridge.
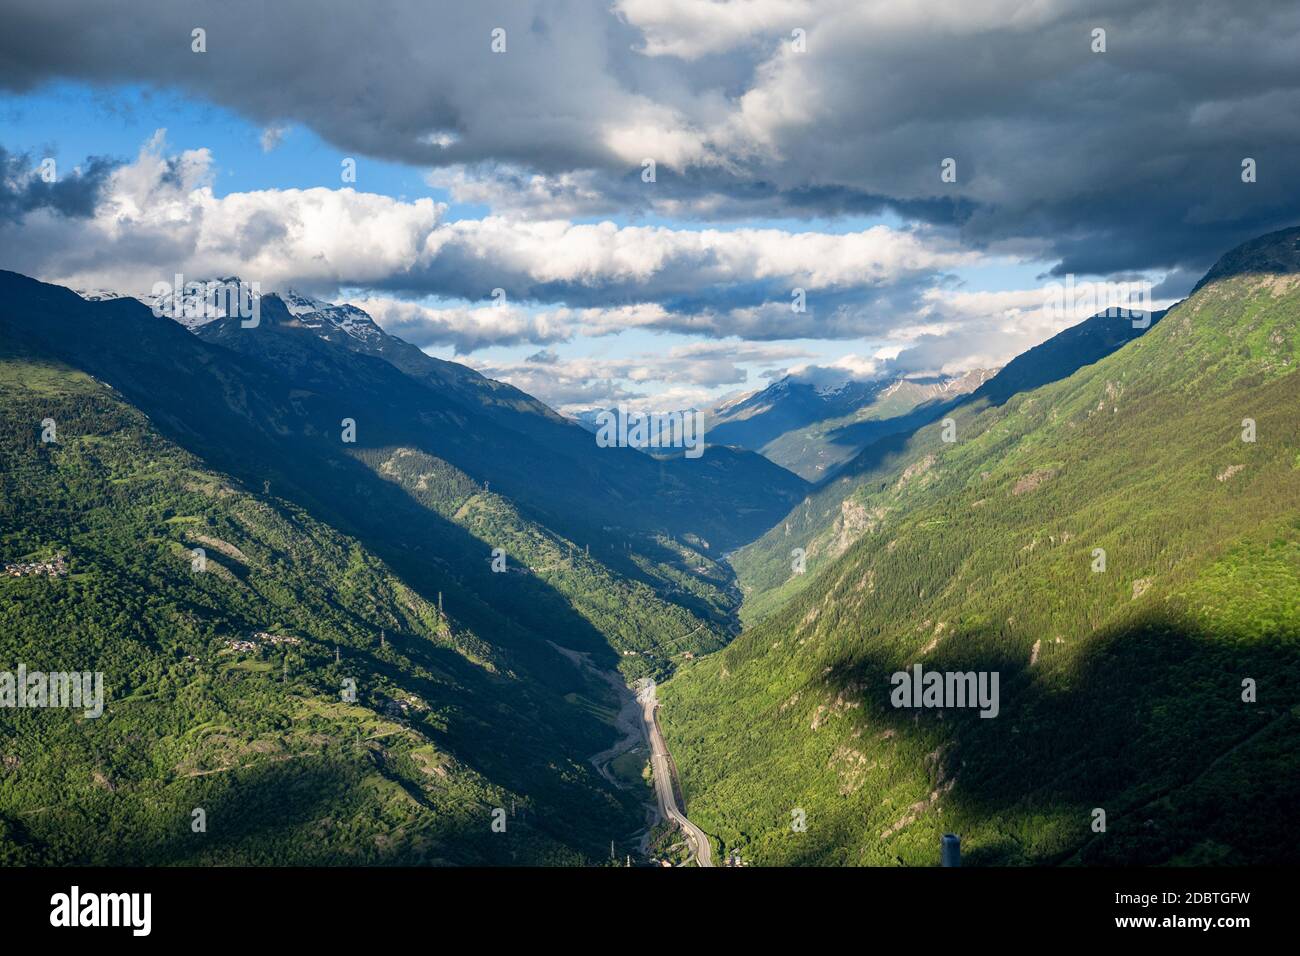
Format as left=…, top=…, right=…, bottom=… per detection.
left=729, top=305, right=1168, bottom=625
left=707, top=374, right=893, bottom=450
left=705, top=368, right=997, bottom=481
left=61, top=281, right=808, bottom=555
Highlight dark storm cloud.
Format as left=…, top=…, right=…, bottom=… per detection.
left=0, top=146, right=117, bottom=221
left=2, top=1, right=1299, bottom=276
left=0, top=0, right=654, bottom=170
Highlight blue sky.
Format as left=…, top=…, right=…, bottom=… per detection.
left=2, top=82, right=474, bottom=211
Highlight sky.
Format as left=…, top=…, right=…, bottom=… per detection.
left=2, top=0, right=1298, bottom=414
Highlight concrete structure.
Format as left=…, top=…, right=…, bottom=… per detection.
left=941, top=833, right=962, bottom=867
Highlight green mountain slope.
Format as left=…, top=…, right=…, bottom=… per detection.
left=0, top=348, right=643, bottom=864
left=196, top=292, right=809, bottom=556
left=755, top=371, right=995, bottom=482
left=731, top=306, right=1167, bottom=626
left=660, top=230, right=1300, bottom=866
left=0, top=276, right=746, bottom=671
left=0, top=272, right=788, bottom=864
left=357, top=444, right=730, bottom=678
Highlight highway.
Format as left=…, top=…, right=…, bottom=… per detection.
left=637, top=680, right=714, bottom=867
left=550, top=642, right=713, bottom=867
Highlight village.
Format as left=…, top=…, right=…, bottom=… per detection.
left=224, top=630, right=304, bottom=652
left=2, top=553, right=68, bottom=578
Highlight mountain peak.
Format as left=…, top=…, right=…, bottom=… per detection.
left=1192, top=225, right=1300, bottom=294
left=279, top=288, right=331, bottom=317
left=74, top=288, right=131, bottom=303
left=76, top=277, right=259, bottom=330
left=269, top=289, right=385, bottom=345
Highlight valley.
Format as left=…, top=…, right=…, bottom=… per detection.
left=0, top=272, right=802, bottom=866
left=2, top=228, right=1298, bottom=870
left=4, top=1, right=1300, bottom=936
left=658, top=229, right=1300, bottom=867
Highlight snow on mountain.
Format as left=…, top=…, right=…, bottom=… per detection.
left=75, top=282, right=385, bottom=346
left=74, top=288, right=131, bottom=303
left=282, top=291, right=386, bottom=348
left=814, top=379, right=853, bottom=399
left=279, top=289, right=330, bottom=317
left=149, top=276, right=259, bottom=330
left=75, top=277, right=260, bottom=330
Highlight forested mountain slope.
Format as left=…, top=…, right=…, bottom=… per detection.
left=732, top=305, right=1167, bottom=626
left=0, top=276, right=754, bottom=668
left=0, top=271, right=792, bottom=864
left=0, top=348, right=641, bottom=864
left=660, top=229, right=1300, bottom=866
left=753, top=371, right=996, bottom=482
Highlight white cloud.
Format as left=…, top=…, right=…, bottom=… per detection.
left=6, top=132, right=443, bottom=295
left=468, top=338, right=810, bottom=411
left=350, top=297, right=674, bottom=353
left=784, top=352, right=886, bottom=385
left=4, top=133, right=987, bottom=352
left=414, top=217, right=976, bottom=301
left=6, top=0, right=1299, bottom=273
left=427, top=165, right=618, bottom=219
left=259, top=124, right=289, bottom=153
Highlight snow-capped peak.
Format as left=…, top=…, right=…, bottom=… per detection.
left=76, top=278, right=260, bottom=331
left=275, top=290, right=384, bottom=347
left=74, top=288, right=131, bottom=303
left=814, top=379, right=853, bottom=399
left=280, top=289, right=331, bottom=317
left=147, top=276, right=259, bottom=330
left=76, top=280, right=386, bottom=347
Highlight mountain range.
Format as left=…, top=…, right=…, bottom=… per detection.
left=708, top=368, right=999, bottom=482
left=0, top=275, right=803, bottom=864
left=2, top=226, right=1298, bottom=867
left=659, top=227, right=1300, bottom=866
left=576, top=367, right=998, bottom=484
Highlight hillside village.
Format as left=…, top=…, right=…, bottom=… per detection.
left=3, top=553, right=68, bottom=578
left=224, top=631, right=304, bottom=652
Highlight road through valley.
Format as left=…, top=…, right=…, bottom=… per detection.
left=550, top=643, right=713, bottom=867
left=637, top=680, right=713, bottom=867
